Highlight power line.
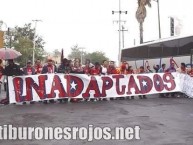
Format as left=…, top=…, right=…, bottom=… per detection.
left=118, top=25, right=128, bottom=48
left=112, top=0, right=127, bottom=65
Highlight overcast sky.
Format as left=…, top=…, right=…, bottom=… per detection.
left=0, top=0, right=193, bottom=63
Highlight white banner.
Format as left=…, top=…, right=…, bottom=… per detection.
left=177, top=73, right=193, bottom=98
left=8, top=73, right=183, bottom=104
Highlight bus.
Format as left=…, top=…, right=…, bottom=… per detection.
left=121, top=35, right=193, bottom=70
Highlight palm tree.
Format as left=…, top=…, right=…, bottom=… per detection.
left=136, top=0, right=151, bottom=44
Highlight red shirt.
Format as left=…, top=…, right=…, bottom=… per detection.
left=120, top=64, right=126, bottom=74
left=26, top=67, right=33, bottom=75
left=188, top=69, right=193, bottom=77
left=126, top=70, right=134, bottom=74
left=83, top=66, right=90, bottom=74
left=108, top=67, right=118, bottom=74
left=47, top=65, right=54, bottom=73
left=90, top=68, right=100, bottom=75
left=34, top=65, right=43, bottom=74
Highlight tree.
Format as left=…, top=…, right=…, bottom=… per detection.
left=136, top=0, right=151, bottom=44
left=86, top=51, right=109, bottom=64
left=6, top=23, right=46, bottom=66
left=53, top=49, right=61, bottom=58
left=68, top=45, right=87, bottom=62
left=68, top=45, right=109, bottom=64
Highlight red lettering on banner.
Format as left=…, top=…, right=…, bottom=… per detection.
left=137, top=75, right=153, bottom=94
left=82, top=76, right=101, bottom=98
left=163, top=73, right=176, bottom=91
left=153, top=74, right=164, bottom=92
left=10, top=73, right=180, bottom=103
left=65, top=75, right=84, bottom=97
left=25, top=75, right=48, bottom=101
left=127, top=75, right=141, bottom=95
left=112, top=75, right=126, bottom=95
left=47, top=75, right=67, bottom=98
left=13, top=77, right=24, bottom=102
left=101, top=76, right=113, bottom=97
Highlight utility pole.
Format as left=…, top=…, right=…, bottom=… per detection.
left=153, top=0, right=161, bottom=39
left=78, top=47, right=85, bottom=65
left=7, top=28, right=12, bottom=48
left=118, top=25, right=128, bottom=48
left=32, top=19, right=42, bottom=65
left=112, top=0, right=127, bottom=65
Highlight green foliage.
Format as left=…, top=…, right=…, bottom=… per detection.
left=53, top=49, right=61, bottom=58
left=68, top=45, right=86, bottom=60
left=136, top=0, right=152, bottom=44
left=68, top=45, right=109, bottom=64
left=86, top=51, right=109, bottom=64
left=7, top=23, right=45, bottom=67
left=13, top=37, right=33, bottom=66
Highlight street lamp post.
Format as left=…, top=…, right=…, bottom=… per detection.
left=153, top=0, right=161, bottom=39
left=32, top=20, right=41, bottom=65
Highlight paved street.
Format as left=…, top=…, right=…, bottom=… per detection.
left=0, top=94, right=193, bottom=145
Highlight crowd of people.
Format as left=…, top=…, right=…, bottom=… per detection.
left=0, top=57, right=192, bottom=105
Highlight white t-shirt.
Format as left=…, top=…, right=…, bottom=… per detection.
left=101, top=65, right=107, bottom=75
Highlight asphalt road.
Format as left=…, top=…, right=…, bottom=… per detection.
left=0, top=95, right=193, bottom=145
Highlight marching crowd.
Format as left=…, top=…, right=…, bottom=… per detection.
left=0, top=57, right=192, bottom=105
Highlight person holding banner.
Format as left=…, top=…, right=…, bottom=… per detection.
left=83, top=59, right=92, bottom=75
left=153, top=65, right=160, bottom=73
left=146, top=66, right=153, bottom=73
left=101, top=60, right=108, bottom=75
left=108, top=61, right=118, bottom=74
left=42, top=58, right=57, bottom=74
left=58, top=58, right=71, bottom=74
left=42, top=58, right=57, bottom=104
left=177, top=63, right=188, bottom=98
left=23, top=60, right=35, bottom=75
left=138, top=66, right=147, bottom=99
left=90, top=62, right=101, bottom=75
left=71, top=61, right=84, bottom=74
left=158, top=64, right=168, bottom=98
left=177, top=63, right=187, bottom=74
left=34, top=59, right=43, bottom=74
left=57, top=58, right=72, bottom=103
left=158, top=64, right=166, bottom=73
left=120, top=61, right=127, bottom=74
left=165, top=62, right=177, bottom=98
left=0, top=59, right=22, bottom=105
left=125, top=64, right=134, bottom=74
left=124, top=63, right=134, bottom=99
left=188, top=68, right=193, bottom=77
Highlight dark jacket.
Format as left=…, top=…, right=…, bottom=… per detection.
left=41, top=64, right=57, bottom=74
left=3, top=63, right=22, bottom=76
left=23, top=67, right=36, bottom=75
left=58, top=64, right=72, bottom=73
